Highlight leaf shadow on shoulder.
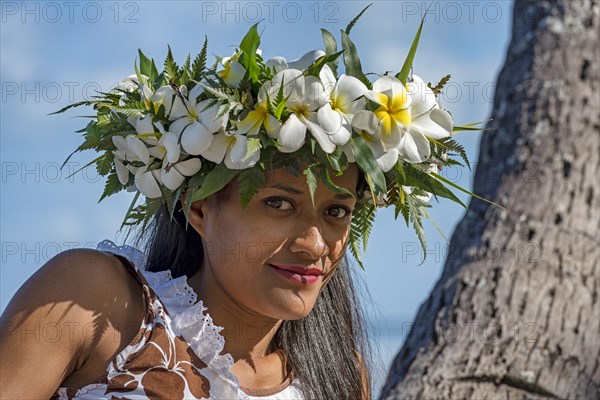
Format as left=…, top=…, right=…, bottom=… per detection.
left=1, top=247, right=146, bottom=388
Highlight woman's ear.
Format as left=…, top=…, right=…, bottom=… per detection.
left=181, top=192, right=208, bottom=238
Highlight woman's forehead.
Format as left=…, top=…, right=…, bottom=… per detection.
left=264, top=165, right=359, bottom=193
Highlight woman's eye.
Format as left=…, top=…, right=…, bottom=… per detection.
left=265, top=198, right=294, bottom=211
left=325, top=206, right=352, bottom=219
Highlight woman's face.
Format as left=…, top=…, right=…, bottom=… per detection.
left=190, top=165, right=359, bottom=320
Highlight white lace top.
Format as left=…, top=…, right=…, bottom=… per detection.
left=52, top=240, right=304, bottom=400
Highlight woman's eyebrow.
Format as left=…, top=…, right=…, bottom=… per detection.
left=267, top=184, right=356, bottom=201
left=266, top=184, right=303, bottom=195
left=334, top=193, right=355, bottom=200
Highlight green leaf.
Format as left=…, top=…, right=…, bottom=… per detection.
left=164, top=45, right=179, bottom=83
left=181, top=54, right=192, bottom=83
left=404, top=164, right=466, bottom=208
left=238, top=167, right=266, bottom=207
left=239, top=23, right=261, bottom=83
left=244, top=138, right=262, bottom=162
left=319, top=167, right=354, bottom=199
left=325, top=146, right=344, bottom=172
left=405, top=193, right=427, bottom=263
left=348, top=200, right=376, bottom=268
left=427, top=74, right=451, bottom=95
left=305, top=50, right=344, bottom=77
left=190, top=164, right=240, bottom=202
left=321, top=28, right=339, bottom=76
left=274, top=99, right=286, bottom=120
left=430, top=136, right=471, bottom=169
left=303, top=166, right=318, bottom=207
left=96, top=151, right=114, bottom=176
left=48, top=100, right=93, bottom=115
left=119, top=191, right=141, bottom=232
left=345, top=3, right=373, bottom=35
left=78, top=122, right=103, bottom=151
left=274, top=75, right=286, bottom=105
left=452, top=120, right=494, bottom=133
left=192, top=35, right=209, bottom=80
left=65, top=153, right=106, bottom=179
left=137, top=49, right=159, bottom=87
left=430, top=172, right=505, bottom=210
left=422, top=207, right=448, bottom=242
left=396, top=187, right=410, bottom=225
left=340, top=30, right=370, bottom=87
left=348, top=137, right=386, bottom=192
left=99, top=172, right=125, bottom=202
left=395, top=14, right=425, bottom=85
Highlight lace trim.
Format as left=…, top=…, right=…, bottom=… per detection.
left=97, top=239, right=146, bottom=269
left=94, top=240, right=246, bottom=399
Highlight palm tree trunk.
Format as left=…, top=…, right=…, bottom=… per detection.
left=381, top=0, right=599, bottom=398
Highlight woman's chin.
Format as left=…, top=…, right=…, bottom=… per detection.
left=263, top=296, right=318, bottom=321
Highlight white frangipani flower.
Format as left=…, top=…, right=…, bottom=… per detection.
left=218, top=52, right=246, bottom=88
left=265, top=50, right=326, bottom=73
left=150, top=85, right=175, bottom=116
left=112, top=134, right=150, bottom=165
left=148, top=122, right=202, bottom=190
left=169, top=85, right=226, bottom=155
left=365, top=76, right=414, bottom=152
left=128, top=114, right=154, bottom=136
left=112, top=74, right=138, bottom=106
left=202, top=132, right=260, bottom=170
left=317, top=64, right=368, bottom=146
left=235, top=75, right=283, bottom=138
left=114, top=158, right=133, bottom=186
left=351, top=110, right=399, bottom=172
left=134, top=165, right=162, bottom=199
left=288, top=50, right=326, bottom=71
left=272, top=69, right=335, bottom=153
left=406, top=74, right=453, bottom=140
left=160, top=157, right=202, bottom=191
left=366, top=75, right=454, bottom=164
left=143, top=122, right=179, bottom=162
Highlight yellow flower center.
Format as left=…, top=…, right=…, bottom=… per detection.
left=374, top=89, right=412, bottom=135
left=293, top=104, right=310, bottom=119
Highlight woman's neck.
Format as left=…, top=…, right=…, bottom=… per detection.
left=187, top=265, right=283, bottom=362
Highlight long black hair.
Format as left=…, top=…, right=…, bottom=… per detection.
left=136, top=185, right=373, bottom=399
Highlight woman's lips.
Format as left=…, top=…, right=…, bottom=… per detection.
left=269, top=264, right=323, bottom=285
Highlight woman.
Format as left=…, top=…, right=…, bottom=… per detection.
left=1, top=11, right=470, bottom=399
left=1, top=164, right=371, bottom=399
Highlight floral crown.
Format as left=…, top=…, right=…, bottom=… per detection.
left=55, top=5, right=485, bottom=267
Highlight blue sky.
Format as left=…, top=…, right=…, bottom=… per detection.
left=1, top=0, right=512, bottom=392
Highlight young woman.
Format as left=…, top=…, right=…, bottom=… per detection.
left=1, top=164, right=371, bottom=399
left=1, top=11, right=468, bottom=399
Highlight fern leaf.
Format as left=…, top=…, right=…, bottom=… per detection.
left=99, top=172, right=125, bottom=202
left=164, top=45, right=179, bottom=83
left=427, top=74, right=451, bottom=95
left=303, top=166, right=318, bottom=207
left=192, top=35, right=208, bottom=80
left=238, top=167, right=266, bottom=207
left=438, top=137, right=470, bottom=169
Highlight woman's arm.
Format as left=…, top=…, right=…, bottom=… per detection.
left=0, top=249, right=144, bottom=399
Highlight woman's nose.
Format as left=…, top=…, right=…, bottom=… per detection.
left=289, top=225, right=329, bottom=260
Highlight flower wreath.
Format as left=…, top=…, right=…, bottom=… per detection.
left=55, top=5, right=488, bottom=267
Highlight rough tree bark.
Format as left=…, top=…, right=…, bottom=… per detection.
left=381, top=1, right=599, bottom=399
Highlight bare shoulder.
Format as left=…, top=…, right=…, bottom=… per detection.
left=0, top=248, right=145, bottom=399
left=4, top=248, right=140, bottom=319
